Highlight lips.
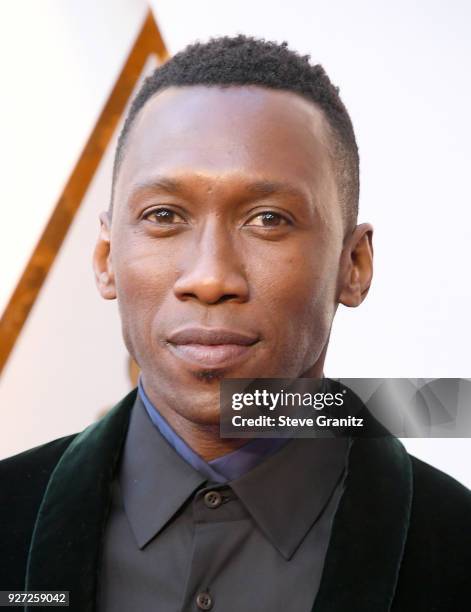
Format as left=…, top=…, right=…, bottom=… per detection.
left=166, top=327, right=259, bottom=369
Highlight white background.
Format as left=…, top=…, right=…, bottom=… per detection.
left=0, top=1, right=470, bottom=486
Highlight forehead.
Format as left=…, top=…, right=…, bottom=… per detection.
left=115, top=85, right=337, bottom=211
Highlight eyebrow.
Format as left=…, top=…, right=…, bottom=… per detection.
left=132, top=177, right=305, bottom=199
left=242, top=180, right=306, bottom=199
left=132, top=177, right=186, bottom=195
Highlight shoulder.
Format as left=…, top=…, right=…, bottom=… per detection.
left=0, top=433, right=78, bottom=519
left=0, top=433, right=83, bottom=528
left=0, top=434, right=77, bottom=490
left=409, top=453, right=471, bottom=523
left=0, top=434, right=78, bottom=589
left=392, top=453, right=471, bottom=609
left=406, top=453, right=471, bottom=560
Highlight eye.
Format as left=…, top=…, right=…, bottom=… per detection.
left=245, top=211, right=290, bottom=227
left=143, top=208, right=186, bottom=225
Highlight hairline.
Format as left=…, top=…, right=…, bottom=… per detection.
left=109, top=83, right=356, bottom=233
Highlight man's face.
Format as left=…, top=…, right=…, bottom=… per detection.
left=94, top=85, right=371, bottom=425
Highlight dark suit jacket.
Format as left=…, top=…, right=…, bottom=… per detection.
left=1, top=387, right=470, bottom=611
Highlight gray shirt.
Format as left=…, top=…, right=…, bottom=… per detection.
left=97, top=394, right=350, bottom=612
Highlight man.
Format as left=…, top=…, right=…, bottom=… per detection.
left=1, top=36, right=470, bottom=611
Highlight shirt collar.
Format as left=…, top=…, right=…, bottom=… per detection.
left=138, top=377, right=226, bottom=483
left=138, top=375, right=289, bottom=483
left=121, top=389, right=350, bottom=557
left=231, top=435, right=350, bottom=559
left=119, top=392, right=206, bottom=549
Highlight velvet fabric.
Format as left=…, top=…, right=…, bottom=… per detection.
left=0, top=387, right=470, bottom=611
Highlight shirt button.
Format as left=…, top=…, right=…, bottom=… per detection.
left=204, top=490, right=223, bottom=509
left=196, top=591, right=213, bottom=610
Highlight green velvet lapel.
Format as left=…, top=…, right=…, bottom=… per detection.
left=313, top=436, right=413, bottom=612
left=24, top=388, right=138, bottom=612
left=24, top=387, right=412, bottom=612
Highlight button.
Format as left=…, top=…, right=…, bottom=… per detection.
left=204, top=490, right=222, bottom=509
left=196, top=591, right=213, bottom=610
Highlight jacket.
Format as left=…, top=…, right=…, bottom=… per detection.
left=1, top=387, right=470, bottom=611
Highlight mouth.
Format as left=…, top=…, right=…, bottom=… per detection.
left=166, top=327, right=260, bottom=370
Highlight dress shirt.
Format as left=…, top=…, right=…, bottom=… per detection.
left=97, top=392, right=351, bottom=612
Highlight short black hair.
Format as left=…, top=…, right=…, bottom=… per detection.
left=111, top=35, right=359, bottom=230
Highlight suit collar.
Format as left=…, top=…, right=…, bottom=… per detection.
left=313, top=436, right=413, bottom=612
left=24, top=388, right=137, bottom=612
left=24, top=388, right=412, bottom=612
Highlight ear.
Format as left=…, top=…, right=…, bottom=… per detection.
left=93, top=211, right=116, bottom=300
left=338, top=223, right=373, bottom=307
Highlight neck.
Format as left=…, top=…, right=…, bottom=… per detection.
left=140, top=360, right=326, bottom=462
left=139, top=376, right=249, bottom=461
left=159, top=410, right=248, bottom=461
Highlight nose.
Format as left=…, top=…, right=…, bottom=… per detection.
left=173, top=218, right=249, bottom=305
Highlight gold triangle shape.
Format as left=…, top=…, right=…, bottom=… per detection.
left=0, top=10, right=168, bottom=375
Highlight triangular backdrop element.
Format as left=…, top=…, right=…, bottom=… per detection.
left=0, top=10, right=167, bottom=458
left=0, top=9, right=167, bottom=375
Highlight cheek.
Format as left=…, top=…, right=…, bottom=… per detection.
left=112, top=241, right=176, bottom=356
left=250, top=244, right=339, bottom=361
